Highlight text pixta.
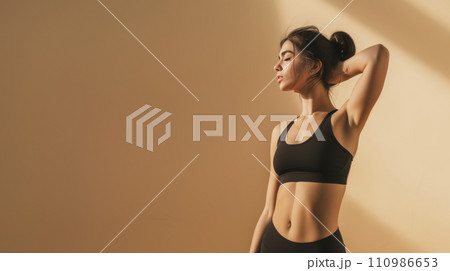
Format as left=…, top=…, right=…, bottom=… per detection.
left=307, top=257, right=351, bottom=269
left=192, top=114, right=298, bottom=142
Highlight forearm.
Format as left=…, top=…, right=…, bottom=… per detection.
left=340, top=44, right=385, bottom=82
left=249, top=210, right=272, bottom=253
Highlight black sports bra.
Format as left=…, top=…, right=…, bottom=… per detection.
left=273, top=109, right=353, bottom=185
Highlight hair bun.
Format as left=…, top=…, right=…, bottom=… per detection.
left=330, top=31, right=355, bottom=61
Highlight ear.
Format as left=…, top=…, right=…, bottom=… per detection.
left=309, top=60, right=322, bottom=75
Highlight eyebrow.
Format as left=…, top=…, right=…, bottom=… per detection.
left=277, top=50, right=294, bottom=60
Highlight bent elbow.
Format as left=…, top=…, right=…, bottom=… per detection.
left=376, top=44, right=390, bottom=58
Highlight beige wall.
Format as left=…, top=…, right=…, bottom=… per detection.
left=1, top=0, right=449, bottom=252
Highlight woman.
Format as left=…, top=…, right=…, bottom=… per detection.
left=249, top=25, right=389, bottom=253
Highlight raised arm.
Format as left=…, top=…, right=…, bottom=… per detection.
left=335, top=44, right=390, bottom=131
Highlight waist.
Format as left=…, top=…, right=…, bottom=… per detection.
left=272, top=209, right=341, bottom=242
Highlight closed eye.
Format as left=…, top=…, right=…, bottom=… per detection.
left=284, top=58, right=291, bottom=61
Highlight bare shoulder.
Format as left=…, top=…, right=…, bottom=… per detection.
left=271, top=121, right=285, bottom=140
left=270, top=120, right=291, bottom=145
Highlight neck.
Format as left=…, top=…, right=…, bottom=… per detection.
left=297, top=80, right=335, bottom=115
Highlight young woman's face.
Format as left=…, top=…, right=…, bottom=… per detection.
left=274, top=40, right=310, bottom=92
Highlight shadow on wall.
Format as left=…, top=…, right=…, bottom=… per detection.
left=322, top=0, right=450, bottom=79
left=342, top=197, right=423, bottom=253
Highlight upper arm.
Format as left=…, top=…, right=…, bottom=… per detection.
left=346, top=44, right=390, bottom=131
left=262, top=122, right=284, bottom=217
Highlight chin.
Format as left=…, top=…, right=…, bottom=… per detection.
left=278, top=83, right=288, bottom=91
left=279, top=85, right=292, bottom=92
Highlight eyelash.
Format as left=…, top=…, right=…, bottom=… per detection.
left=284, top=58, right=291, bottom=61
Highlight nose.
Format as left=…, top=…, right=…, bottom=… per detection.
left=274, top=61, right=282, bottom=72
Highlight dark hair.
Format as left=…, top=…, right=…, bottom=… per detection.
left=280, top=25, right=355, bottom=91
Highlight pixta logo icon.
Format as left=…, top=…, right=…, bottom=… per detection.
left=126, top=104, right=172, bottom=152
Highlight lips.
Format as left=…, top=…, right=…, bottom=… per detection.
left=277, top=75, right=283, bottom=82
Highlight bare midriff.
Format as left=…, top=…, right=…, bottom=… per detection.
left=271, top=181, right=346, bottom=242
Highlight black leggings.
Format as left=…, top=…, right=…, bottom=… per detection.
left=258, top=218, right=347, bottom=253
